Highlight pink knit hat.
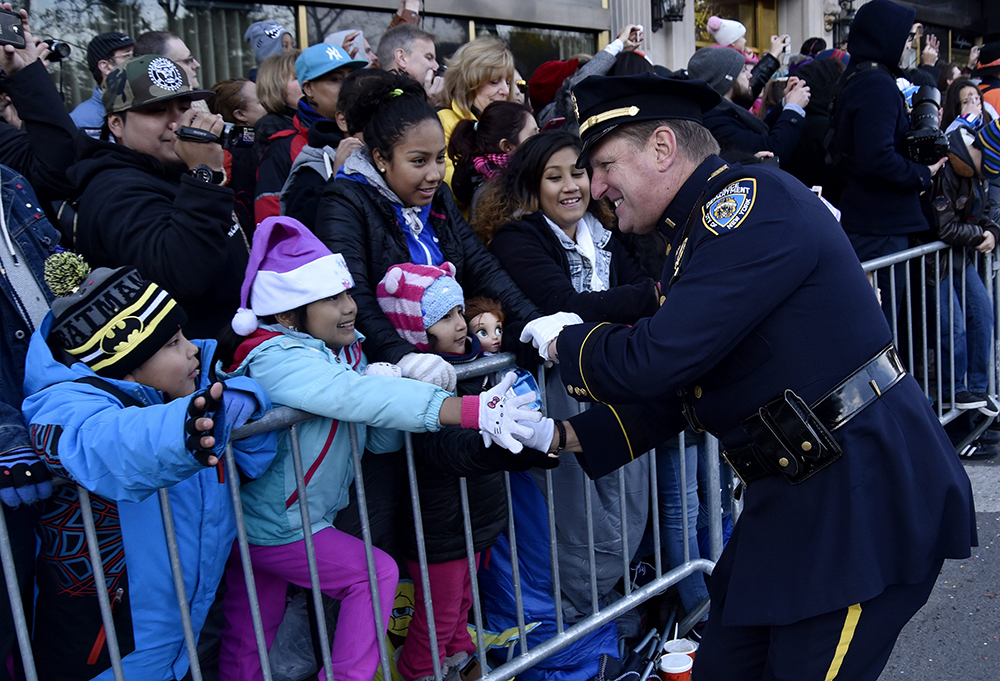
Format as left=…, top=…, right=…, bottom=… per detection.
left=707, top=15, right=746, bottom=48
left=231, top=216, right=355, bottom=335
left=376, top=262, right=463, bottom=351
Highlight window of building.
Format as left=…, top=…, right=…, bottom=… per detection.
left=475, top=22, right=598, bottom=80
left=694, top=0, right=777, bottom=54
left=32, top=0, right=295, bottom=109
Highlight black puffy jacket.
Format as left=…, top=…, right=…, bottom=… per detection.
left=313, top=178, right=541, bottom=364
left=489, top=210, right=657, bottom=323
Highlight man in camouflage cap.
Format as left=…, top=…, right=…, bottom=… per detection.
left=66, top=54, right=250, bottom=338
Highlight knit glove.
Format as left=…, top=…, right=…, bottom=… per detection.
left=519, top=312, right=584, bottom=362
left=223, top=389, right=258, bottom=432
left=398, top=352, right=457, bottom=392
left=461, top=371, right=542, bottom=453
left=514, top=417, right=555, bottom=452
left=0, top=446, right=52, bottom=507
left=185, top=385, right=224, bottom=466
left=362, top=362, right=403, bottom=378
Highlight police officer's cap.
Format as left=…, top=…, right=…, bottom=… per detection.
left=572, top=73, right=720, bottom=168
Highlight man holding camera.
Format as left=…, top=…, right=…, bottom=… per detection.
left=67, top=54, right=249, bottom=338
left=830, top=0, right=946, bottom=270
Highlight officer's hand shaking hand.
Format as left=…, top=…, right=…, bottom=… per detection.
left=519, top=312, right=584, bottom=363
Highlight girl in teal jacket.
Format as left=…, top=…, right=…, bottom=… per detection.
left=218, top=217, right=538, bottom=681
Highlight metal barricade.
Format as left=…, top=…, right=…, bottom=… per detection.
left=3, top=241, right=992, bottom=680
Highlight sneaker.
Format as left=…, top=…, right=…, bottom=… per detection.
left=951, top=391, right=988, bottom=410
left=973, top=393, right=1000, bottom=417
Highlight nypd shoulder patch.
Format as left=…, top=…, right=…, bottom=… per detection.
left=702, top=179, right=756, bottom=235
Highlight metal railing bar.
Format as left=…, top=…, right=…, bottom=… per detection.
left=649, top=449, right=662, bottom=579
left=678, top=431, right=689, bottom=566
left=158, top=488, right=204, bottom=681
left=505, top=470, right=529, bottom=655
left=288, top=425, right=335, bottom=681
left=78, top=486, right=126, bottom=681
left=458, top=477, right=488, bottom=667
left=224, top=444, right=274, bottom=681
left=403, top=432, right=443, bottom=681
left=347, top=424, right=392, bottom=681
left=0, top=509, right=37, bottom=681
left=618, top=467, right=630, bottom=598
left=862, top=241, right=949, bottom=271
left=478, top=560, right=715, bottom=681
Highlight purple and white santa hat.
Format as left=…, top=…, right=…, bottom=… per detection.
left=231, top=216, right=355, bottom=335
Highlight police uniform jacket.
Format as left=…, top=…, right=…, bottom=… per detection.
left=556, top=155, right=976, bottom=627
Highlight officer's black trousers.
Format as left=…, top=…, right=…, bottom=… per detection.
left=693, top=551, right=943, bottom=681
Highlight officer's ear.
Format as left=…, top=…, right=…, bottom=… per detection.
left=649, top=125, right=679, bottom=171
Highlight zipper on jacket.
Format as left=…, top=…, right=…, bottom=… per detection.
left=87, top=587, right=124, bottom=665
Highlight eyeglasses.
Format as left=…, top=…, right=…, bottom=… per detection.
left=516, top=79, right=527, bottom=94
left=176, top=55, right=198, bottom=66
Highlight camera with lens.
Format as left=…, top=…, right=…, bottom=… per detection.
left=176, top=122, right=254, bottom=149
left=44, top=39, right=71, bottom=62
left=221, top=122, right=254, bottom=149
left=903, top=85, right=949, bottom=165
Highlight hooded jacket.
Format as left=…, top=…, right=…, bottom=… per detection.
left=312, top=150, right=540, bottom=364
left=221, top=325, right=449, bottom=547
left=279, top=119, right=343, bottom=226
left=67, top=137, right=249, bottom=339
left=22, top=321, right=276, bottom=681
left=702, top=97, right=806, bottom=166
left=782, top=58, right=845, bottom=194
left=830, top=0, right=933, bottom=236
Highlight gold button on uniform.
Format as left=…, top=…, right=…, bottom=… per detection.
left=693, top=386, right=703, bottom=399
left=778, top=457, right=789, bottom=468
left=659, top=295, right=666, bottom=306
left=567, top=385, right=575, bottom=395
left=801, top=441, right=812, bottom=452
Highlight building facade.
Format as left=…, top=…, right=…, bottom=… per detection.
left=32, top=1, right=999, bottom=111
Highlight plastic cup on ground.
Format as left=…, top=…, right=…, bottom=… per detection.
left=663, top=638, right=698, bottom=660
left=658, top=652, right=693, bottom=681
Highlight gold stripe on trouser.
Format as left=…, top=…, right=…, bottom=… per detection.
left=823, top=603, right=862, bottom=681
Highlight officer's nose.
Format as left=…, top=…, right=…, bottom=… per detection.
left=590, top=169, right=608, bottom=201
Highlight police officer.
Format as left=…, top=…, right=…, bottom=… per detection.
left=519, top=72, right=976, bottom=680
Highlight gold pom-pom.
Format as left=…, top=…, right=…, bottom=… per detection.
left=44, top=252, right=91, bottom=298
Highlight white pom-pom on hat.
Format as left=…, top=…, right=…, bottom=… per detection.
left=232, top=307, right=259, bottom=336
left=383, top=268, right=404, bottom=295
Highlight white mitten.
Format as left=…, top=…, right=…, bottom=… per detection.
left=519, top=312, right=584, bottom=362
left=397, top=352, right=457, bottom=392
left=513, top=417, right=555, bottom=452
left=362, top=362, right=403, bottom=378
left=461, top=372, right=542, bottom=453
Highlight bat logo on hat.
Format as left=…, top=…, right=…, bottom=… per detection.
left=148, top=57, right=183, bottom=92
left=101, top=316, right=145, bottom=355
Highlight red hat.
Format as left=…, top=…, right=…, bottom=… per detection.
left=528, top=59, right=579, bottom=111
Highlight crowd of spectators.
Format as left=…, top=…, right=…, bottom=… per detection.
left=1, top=0, right=999, bottom=679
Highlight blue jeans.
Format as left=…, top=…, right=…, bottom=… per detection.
left=653, top=433, right=710, bottom=616
left=939, top=258, right=993, bottom=394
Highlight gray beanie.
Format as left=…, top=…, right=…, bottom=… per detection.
left=687, top=47, right=745, bottom=96
left=244, top=21, right=289, bottom=63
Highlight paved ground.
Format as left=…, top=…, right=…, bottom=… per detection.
left=877, top=458, right=1000, bottom=680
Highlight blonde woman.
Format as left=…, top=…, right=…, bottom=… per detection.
left=254, top=49, right=302, bottom=162
left=439, top=37, right=515, bottom=187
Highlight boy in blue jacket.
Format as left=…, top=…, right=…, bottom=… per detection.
left=21, top=257, right=276, bottom=681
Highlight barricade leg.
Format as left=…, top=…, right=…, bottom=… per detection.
left=458, top=478, right=488, bottom=665
left=78, top=486, right=126, bottom=681
left=288, top=425, right=335, bottom=681
left=0, top=506, right=37, bottom=681
left=158, top=488, right=204, bottom=681
left=346, top=424, right=392, bottom=681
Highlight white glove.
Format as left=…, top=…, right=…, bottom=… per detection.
left=362, top=362, right=402, bottom=378
left=461, top=371, right=542, bottom=453
left=519, top=312, right=584, bottom=362
left=397, top=352, right=457, bottom=392
left=513, top=417, right=555, bottom=452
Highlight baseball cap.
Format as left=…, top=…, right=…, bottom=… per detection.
left=102, top=54, right=214, bottom=115
left=87, top=32, right=134, bottom=79
left=295, top=43, right=368, bottom=84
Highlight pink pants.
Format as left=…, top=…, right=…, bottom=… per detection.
left=397, top=557, right=477, bottom=681
left=219, top=528, right=398, bottom=681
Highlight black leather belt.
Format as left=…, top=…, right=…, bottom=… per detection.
left=724, top=345, right=906, bottom=485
